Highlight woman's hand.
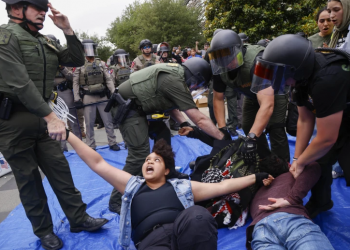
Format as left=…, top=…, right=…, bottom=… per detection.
left=263, top=175, right=274, bottom=186
left=258, top=198, right=291, bottom=211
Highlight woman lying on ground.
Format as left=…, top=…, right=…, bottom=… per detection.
left=66, top=132, right=273, bottom=250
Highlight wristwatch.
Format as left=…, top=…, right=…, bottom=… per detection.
left=247, top=133, right=258, bottom=140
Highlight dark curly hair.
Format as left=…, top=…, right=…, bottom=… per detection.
left=152, top=139, right=176, bottom=179
left=259, top=153, right=289, bottom=178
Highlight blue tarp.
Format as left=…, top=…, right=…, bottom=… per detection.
left=0, top=135, right=349, bottom=250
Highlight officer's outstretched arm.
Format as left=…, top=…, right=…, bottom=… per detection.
left=184, top=108, right=224, bottom=140
left=213, top=90, right=226, bottom=128
left=67, top=133, right=132, bottom=194
left=249, top=89, right=275, bottom=137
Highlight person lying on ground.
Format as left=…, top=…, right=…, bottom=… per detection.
left=246, top=162, right=334, bottom=250
left=66, top=132, right=273, bottom=250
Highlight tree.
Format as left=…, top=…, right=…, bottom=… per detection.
left=107, top=0, right=205, bottom=59
left=75, top=31, right=116, bottom=62
left=204, top=0, right=326, bottom=42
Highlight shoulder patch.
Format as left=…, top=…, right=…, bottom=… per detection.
left=0, top=28, right=11, bottom=45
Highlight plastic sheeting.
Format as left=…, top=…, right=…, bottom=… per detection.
left=0, top=135, right=349, bottom=250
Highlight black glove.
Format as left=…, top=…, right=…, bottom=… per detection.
left=74, top=100, right=84, bottom=109
left=180, top=121, right=191, bottom=128
left=219, top=127, right=232, bottom=140
left=255, top=172, right=269, bottom=187
left=239, top=137, right=258, bottom=165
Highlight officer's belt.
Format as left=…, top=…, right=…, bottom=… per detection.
left=81, top=88, right=106, bottom=96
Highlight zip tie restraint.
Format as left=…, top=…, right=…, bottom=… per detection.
left=48, top=93, right=76, bottom=127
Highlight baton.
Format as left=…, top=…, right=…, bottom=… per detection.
left=69, top=100, right=110, bottom=109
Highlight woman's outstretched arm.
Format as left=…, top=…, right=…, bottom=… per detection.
left=191, top=174, right=273, bottom=203
left=67, top=132, right=132, bottom=194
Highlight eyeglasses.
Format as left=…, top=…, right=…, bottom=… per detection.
left=143, top=46, right=151, bottom=49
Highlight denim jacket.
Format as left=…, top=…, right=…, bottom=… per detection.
left=118, top=176, right=194, bottom=249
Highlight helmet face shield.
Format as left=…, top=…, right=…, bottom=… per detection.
left=208, top=46, right=244, bottom=75
left=114, top=54, right=130, bottom=67
left=186, top=73, right=206, bottom=92
left=83, top=43, right=98, bottom=57
left=251, top=57, right=295, bottom=95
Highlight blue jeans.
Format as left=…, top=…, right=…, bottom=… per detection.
left=251, top=212, right=334, bottom=250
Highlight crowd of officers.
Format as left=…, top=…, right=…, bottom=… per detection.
left=0, top=0, right=349, bottom=249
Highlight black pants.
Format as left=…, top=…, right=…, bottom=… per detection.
left=0, top=111, right=88, bottom=237
left=311, top=115, right=350, bottom=205
left=137, top=206, right=218, bottom=250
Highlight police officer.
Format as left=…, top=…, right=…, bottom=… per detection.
left=131, top=39, right=157, bottom=72
left=156, top=42, right=176, bottom=63
left=253, top=34, right=350, bottom=218
left=108, top=58, right=230, bottom=213
left=47, top=34, right=82, bottom=152
left=209, top=30, right=290, bottom=163
left=109, top=49, right=131, bottom=87
left=0, top=1, right=108, bottom=249
left=73, top=39, right=120, bottom=151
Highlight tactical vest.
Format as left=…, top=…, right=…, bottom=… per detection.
left=115, top=65, right=131, bottom=86
left=220, top=44, right=264, bottom=90
left=0, top=23, right=59, bottom=99
left=138, top=54, right=156, bottom=69
left=130, top=63, right=186, bottom=114
left=79, top=59, right=104, bottom=86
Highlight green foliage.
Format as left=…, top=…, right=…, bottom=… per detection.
left=204, top=0, right=326, bottom=42
left=107, top=0, right=205, bottom=59
left=75, top=31, right=116, bottom=62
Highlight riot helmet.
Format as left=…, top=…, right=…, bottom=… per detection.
left=157, top=42, right=170, bottom=61
left=46, top=34, right=60, bottom=45
left=208, top=30, right=244, bottom=75
left=113, top=49, right=130, bottom=68
left=256, top=39, right=270, bottom=47
left=139, top=39, right=152, bottom=55
left=3, top=0, right=49, bottom=30
left=213, top=29, right=223, bottom=36
left=183, top=57, right=212, bottom=91
left=251, top=34, right=315, bottom=95
left=238, top=33, right=249, bottom=43
left=82, top=39, right=98, bottom=57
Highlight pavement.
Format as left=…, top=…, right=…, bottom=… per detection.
left=0, top=106, right=225, bottom=223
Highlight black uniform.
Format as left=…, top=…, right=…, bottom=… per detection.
left=295, top=52, right=350, bottom=206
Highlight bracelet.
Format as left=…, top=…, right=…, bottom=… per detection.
left=66, top=129, right=70, bottom=140
left=293, top=157, right=298, bottom=161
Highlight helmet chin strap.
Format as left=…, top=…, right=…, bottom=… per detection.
left=8, top=4, right=44, bottom=31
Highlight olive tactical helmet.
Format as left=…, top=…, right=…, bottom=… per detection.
left=3, top=0, right=49, bottom=29
left=208, top=30, right=244, bottom=75
left=183, top=57, right=212, bottom=91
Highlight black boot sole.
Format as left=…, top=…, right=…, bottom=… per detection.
left=41, top=238, right=63, bottom=250
left=70, top=219, right=109, bottom=233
